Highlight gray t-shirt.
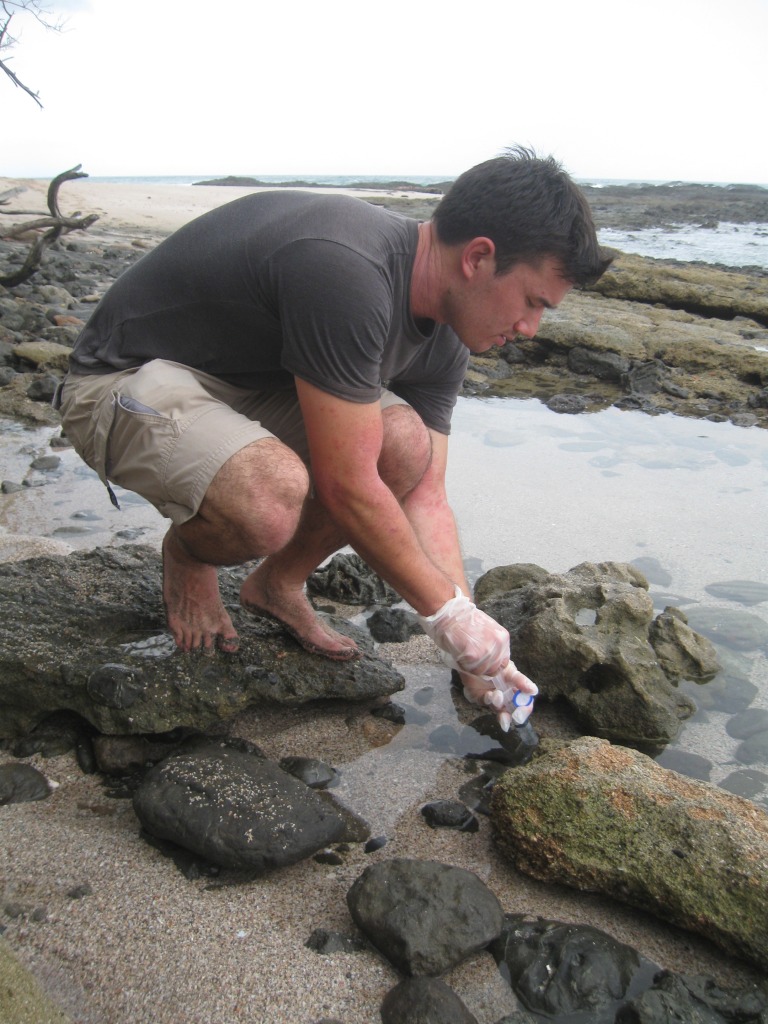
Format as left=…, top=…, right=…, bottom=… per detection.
left=69, top=190, right=469, bottom=434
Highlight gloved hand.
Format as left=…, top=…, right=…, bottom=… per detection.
left=418, top=587, right=538, bottom=732
left=418, top=586, right=511, bottom=677
left=460, top=661, right=538, bottom=732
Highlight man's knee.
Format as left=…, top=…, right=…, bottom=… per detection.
left=378, top=405, right=432, bottom=498
left=201, top=439, right=310, bottom=552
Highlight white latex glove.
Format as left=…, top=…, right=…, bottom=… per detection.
left=418, top=587, right=538, bottom=731
left=460, top=661, right=538, bottom=732
left=418, top=586, right=511, bottom=677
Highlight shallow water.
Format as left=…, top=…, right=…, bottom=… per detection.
left=598, top=222, right=768, bottom=268
left=1, top=398, right=767, bottom=801
left=447, top=398, right=768, bottom=799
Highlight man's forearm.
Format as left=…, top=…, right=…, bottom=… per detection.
left=318, top=473, right=457, bottom=615
left=402, top=488, right=470, bottom=598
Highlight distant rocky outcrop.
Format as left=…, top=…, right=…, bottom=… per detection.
left=491, top=736, right=768, bottom=972
left=466, top=253, right=768, bottom=427
left=579, top=181, right=768, bottom=230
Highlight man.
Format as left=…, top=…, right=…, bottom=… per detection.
left=58, top=147, right=610, bottom=728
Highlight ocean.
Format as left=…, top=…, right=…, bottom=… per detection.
left=86, top=174, right=768, bottom=271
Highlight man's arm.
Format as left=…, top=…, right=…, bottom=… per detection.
left=297, top=379, right=537, bottom=724
left=400, top=428, right=470, bottom=598
left=295, top=378, right=456, bottom=615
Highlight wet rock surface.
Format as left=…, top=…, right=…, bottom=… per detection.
left=491, top=736, right=768, bottom=972
left=307, top=551, right=400, bottom=606
left=339, top=854, right=768, bottom=1022
left=490, top=914, right=768, bottom=1024
left=475, top=561, right=719, bottom=747
left=463, top=250, right=768, bottom=427
left=0, top=545, right=405, bottom=738
left=490, top=915, right=660, bottom=1020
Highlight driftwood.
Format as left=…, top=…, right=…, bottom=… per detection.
left=0, top=164, right=99, bottom=286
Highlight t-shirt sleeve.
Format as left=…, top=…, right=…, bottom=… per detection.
left=387, top=329, right=469, bottom=435
left=265, top=239, right=392, bottom=403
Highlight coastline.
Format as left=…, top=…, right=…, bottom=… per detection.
left=0, top=177, right=443, bottom=242
left=1, top=180, right=767, bottom=1024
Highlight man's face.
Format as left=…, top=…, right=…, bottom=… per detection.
left=443, top=253, right=572, bottom=354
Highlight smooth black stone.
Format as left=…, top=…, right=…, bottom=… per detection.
left=421, top=800, right=479, bottom=832
left=0, top=763, right=51, bottom=804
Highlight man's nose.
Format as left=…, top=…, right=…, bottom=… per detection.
left=512, top=309, right=544, bottom=339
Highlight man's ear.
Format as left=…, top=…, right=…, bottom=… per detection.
left=460, top=236, right=496, bottom=278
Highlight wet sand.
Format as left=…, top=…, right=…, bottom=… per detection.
left=1, top=181, right=766, bottom=1023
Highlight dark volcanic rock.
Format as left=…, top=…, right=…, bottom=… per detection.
left=380, top=977, right=479, bottom=1024
left=0, top=546, right=405, bottom=739
left=616, top=969, right=768, bottom=1023
left=420, top=800, right=478, bottom=832
left=132, top=739, right=345, bottom=871
left=490, top=915, right=659, bottom=1021
left=308, top=552, right=400, bottom=606
left=367, top=606, right=422, bottom=642
left=0, top=763, right=52, bottom=804
left=346, top=858, right=503, bottom=976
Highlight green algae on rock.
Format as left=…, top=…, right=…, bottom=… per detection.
left=491, top=736, right=768, bottom=972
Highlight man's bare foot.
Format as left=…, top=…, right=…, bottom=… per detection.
left=240, top=561, right=360, bottom=661
left=162, top=528, right=240, bottom=654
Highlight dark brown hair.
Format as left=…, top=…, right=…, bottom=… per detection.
left=433, top=146, right=612, bottom=286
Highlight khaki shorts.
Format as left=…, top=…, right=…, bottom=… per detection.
left=58, top=359, right=407, bottom=525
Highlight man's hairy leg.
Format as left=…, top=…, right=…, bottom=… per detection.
left=164, top=436, right=357, bottom=658
left=241, top=404, right=434, bottom=657
left=163, top=438, right=310, bottom=654
left=239, top=494, right=359, bottom=659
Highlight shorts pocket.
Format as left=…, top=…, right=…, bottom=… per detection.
left=103, top=392, right=180, bottom=503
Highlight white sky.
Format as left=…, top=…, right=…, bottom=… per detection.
left=2, top=0, right=767, bottom=183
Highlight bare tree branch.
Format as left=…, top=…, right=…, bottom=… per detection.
left=0, top=51, right=43, bottom=106
left=0, top=164, right=99, bottom=287
left=1, top=0, right=64, bottom=107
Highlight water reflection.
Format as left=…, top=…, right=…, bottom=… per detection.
left=446, top=398, right=768, bottom=802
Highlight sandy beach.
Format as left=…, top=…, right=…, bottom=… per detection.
left=0, top=176, right=441, bottom=243
left=1, top=179, right=766, bottom=1024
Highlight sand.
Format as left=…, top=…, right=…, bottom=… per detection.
left=0, top=176, right=438, bottom=243
left=1, top=180, right=765, bottom=1024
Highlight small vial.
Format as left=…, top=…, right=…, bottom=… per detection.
left=508, top=689, right=536, bottom=726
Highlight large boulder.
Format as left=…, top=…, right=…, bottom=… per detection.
left=475, top=561, right=718, bottom=747
left=491, top=736, right=768, bottom=972
left=0, top=546, right=404, bottom=739
left=489, top=915, right=659, bottom=1021
left=490, top=915, right=768, bottom=1024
